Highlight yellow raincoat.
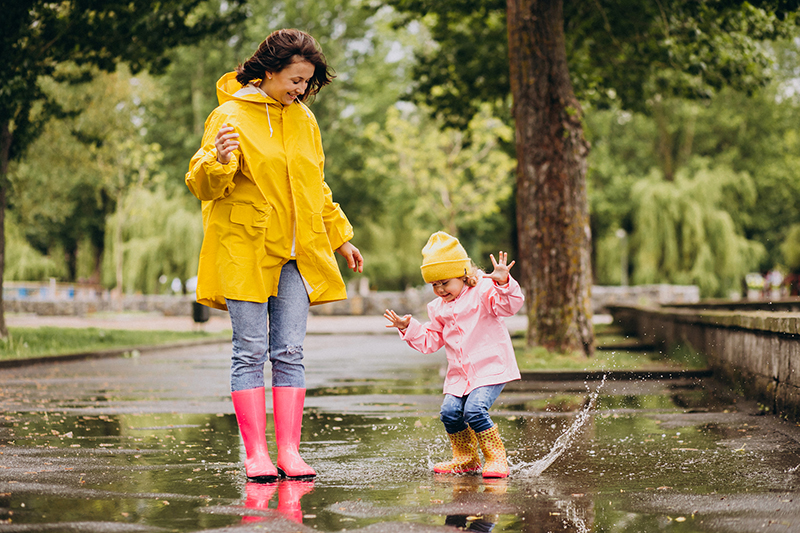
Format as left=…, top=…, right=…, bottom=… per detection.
left=186, top=72, right=354, bottom=310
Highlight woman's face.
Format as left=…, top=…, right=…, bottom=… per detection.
left=260, top=58, right=315, bottom=106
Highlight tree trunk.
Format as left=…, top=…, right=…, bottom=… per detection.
left=506, top=0, right=594, bottom=355
left=113, top=187, right=125, bottom=309
left=0, top=121, right=11, bottom=338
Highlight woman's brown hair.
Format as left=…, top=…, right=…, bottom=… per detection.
left=235, top=29, right=334, bottom=101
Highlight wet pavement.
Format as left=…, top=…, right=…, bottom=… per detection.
left=2, top=320, right=800, bottom=532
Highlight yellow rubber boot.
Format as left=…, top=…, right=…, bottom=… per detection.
left=433, top=427, right=481, bottom=474
left=475, top=425, right=509, bottom=478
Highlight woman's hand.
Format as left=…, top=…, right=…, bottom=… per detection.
left=384, top=309, right=411, bottom=331
left=336, top=241, right=364, bottom=273
left=484, top=251, right=515, bottom=285
left=214, top=124, right=239, bottom=164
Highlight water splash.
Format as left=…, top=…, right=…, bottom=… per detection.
left=516, top=375, right=606, bottom=477
left=556, top=498, right=591, bottom=533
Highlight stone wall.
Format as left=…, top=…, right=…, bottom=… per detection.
left=609, top=304, right=800, bottom=420
left=591, top=284, right=699, bottom=312
left=4, top=283, right=701, bottom=318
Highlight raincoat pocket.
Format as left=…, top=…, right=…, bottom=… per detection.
left=311, top=213, right=325, bottom=233
left=230, top=204, right=271, bottom=229
left=228, top=204, right=271, bottom=258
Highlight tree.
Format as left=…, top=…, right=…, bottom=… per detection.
left=630, top=161, right=764, bottom=296
left=388, top=0, right=799, bottom=354
left=586, top=33, right=800, bottom=287
left=506, top=0, right=593, bottom=354
left=357, top=105, right=515, bottom=288
left=0, top=0, right=246, bottom=335
left=367, top=106, right=515, bottom=237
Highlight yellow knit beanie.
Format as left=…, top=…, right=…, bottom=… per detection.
left=420, top=231, right=471, bottom=283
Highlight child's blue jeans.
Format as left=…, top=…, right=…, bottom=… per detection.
left=440, top=383, right=506, bottom=434
left=226, top=261, right=309, bottom=392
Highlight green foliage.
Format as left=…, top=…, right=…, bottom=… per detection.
left=388, top=0, right=509, bottom=129
left=514, top=331, right=708, bottom=371
left=7, top=107, right=109, bottom=280
left=358, top=105, right=515, bottom=288
left=6, top=0, right=800, bottom=299
left=387, top=0, right=798, bottom=127
left=4, top=217, right=68, bottom=282
left=367, top=106, right=514, bottom=235
left=781, top=224, right=800, bottom=271
left=587, top=42, right=800, bottom=284
left=7, top=65, right=170, bottom=289
left=568, top=1, right=798, bottom=112
left=630, top=161, right=764, bottom=296
left=1, top=0, right=247, bottom=163
left=101, top=188, right=203, bottom=294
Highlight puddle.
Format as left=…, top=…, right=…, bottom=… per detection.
left=2, top=339, right=800, bottom=531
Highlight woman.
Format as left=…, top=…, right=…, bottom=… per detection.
left=186, top=29, right=363, bottom=482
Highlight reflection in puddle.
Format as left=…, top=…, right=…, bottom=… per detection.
left=3, top=363, right=800, bottom=531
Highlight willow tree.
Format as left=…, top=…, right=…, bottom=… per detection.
left=388, top=0, right=799, bottom=354
left=631, top=163, right=764, bottom=296
left=102, top=188, right=203, bottom=295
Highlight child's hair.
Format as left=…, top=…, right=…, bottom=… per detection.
left=462, top=264, right=480, bottom=287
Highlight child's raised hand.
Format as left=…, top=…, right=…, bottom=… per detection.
left=484, top=251, right=515, bottom=285
left=384, top=309, right=411, bottom=331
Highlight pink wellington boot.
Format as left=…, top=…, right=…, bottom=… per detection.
left=272, top=387, right=316, bottom=479
left=231, top=387, right=279, bottom=483
left=277, top=479, right=315, bottom=523
left=242, top=482, right=277, bottom=523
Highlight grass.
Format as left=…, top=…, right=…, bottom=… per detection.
left=513, top=323, right=708, bottom=372
left=0, top=327, right=229, bottom=362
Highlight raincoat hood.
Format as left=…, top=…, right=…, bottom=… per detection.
left=215, top=72, right=311, bottom=138
left=217, top=72, right=271, bottom=105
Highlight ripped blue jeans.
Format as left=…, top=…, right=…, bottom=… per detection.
left=227, top=261, right=310, bottom=391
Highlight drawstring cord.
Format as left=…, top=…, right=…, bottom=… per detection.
left=234, top=82, right=309, bottom=137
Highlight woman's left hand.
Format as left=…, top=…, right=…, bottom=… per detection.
left=336, top=242, right=364, bottom=273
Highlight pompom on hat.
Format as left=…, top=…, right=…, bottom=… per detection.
left=420, top=231, right=471, bottom=283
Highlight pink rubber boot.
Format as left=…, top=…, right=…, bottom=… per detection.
left=231, top=387, right=279, bottom=482
left=272, top=387, right=316, bottom=479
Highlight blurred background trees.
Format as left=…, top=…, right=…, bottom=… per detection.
left=4, top=1, right=800, bottom=320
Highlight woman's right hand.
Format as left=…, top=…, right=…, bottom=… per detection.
left=214, top=124, right=239, bottom=164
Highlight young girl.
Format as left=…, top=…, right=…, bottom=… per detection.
left=384, top=231, right=524, bottom=478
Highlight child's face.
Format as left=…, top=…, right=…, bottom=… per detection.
left=431, top=277, right=465, bottom=303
